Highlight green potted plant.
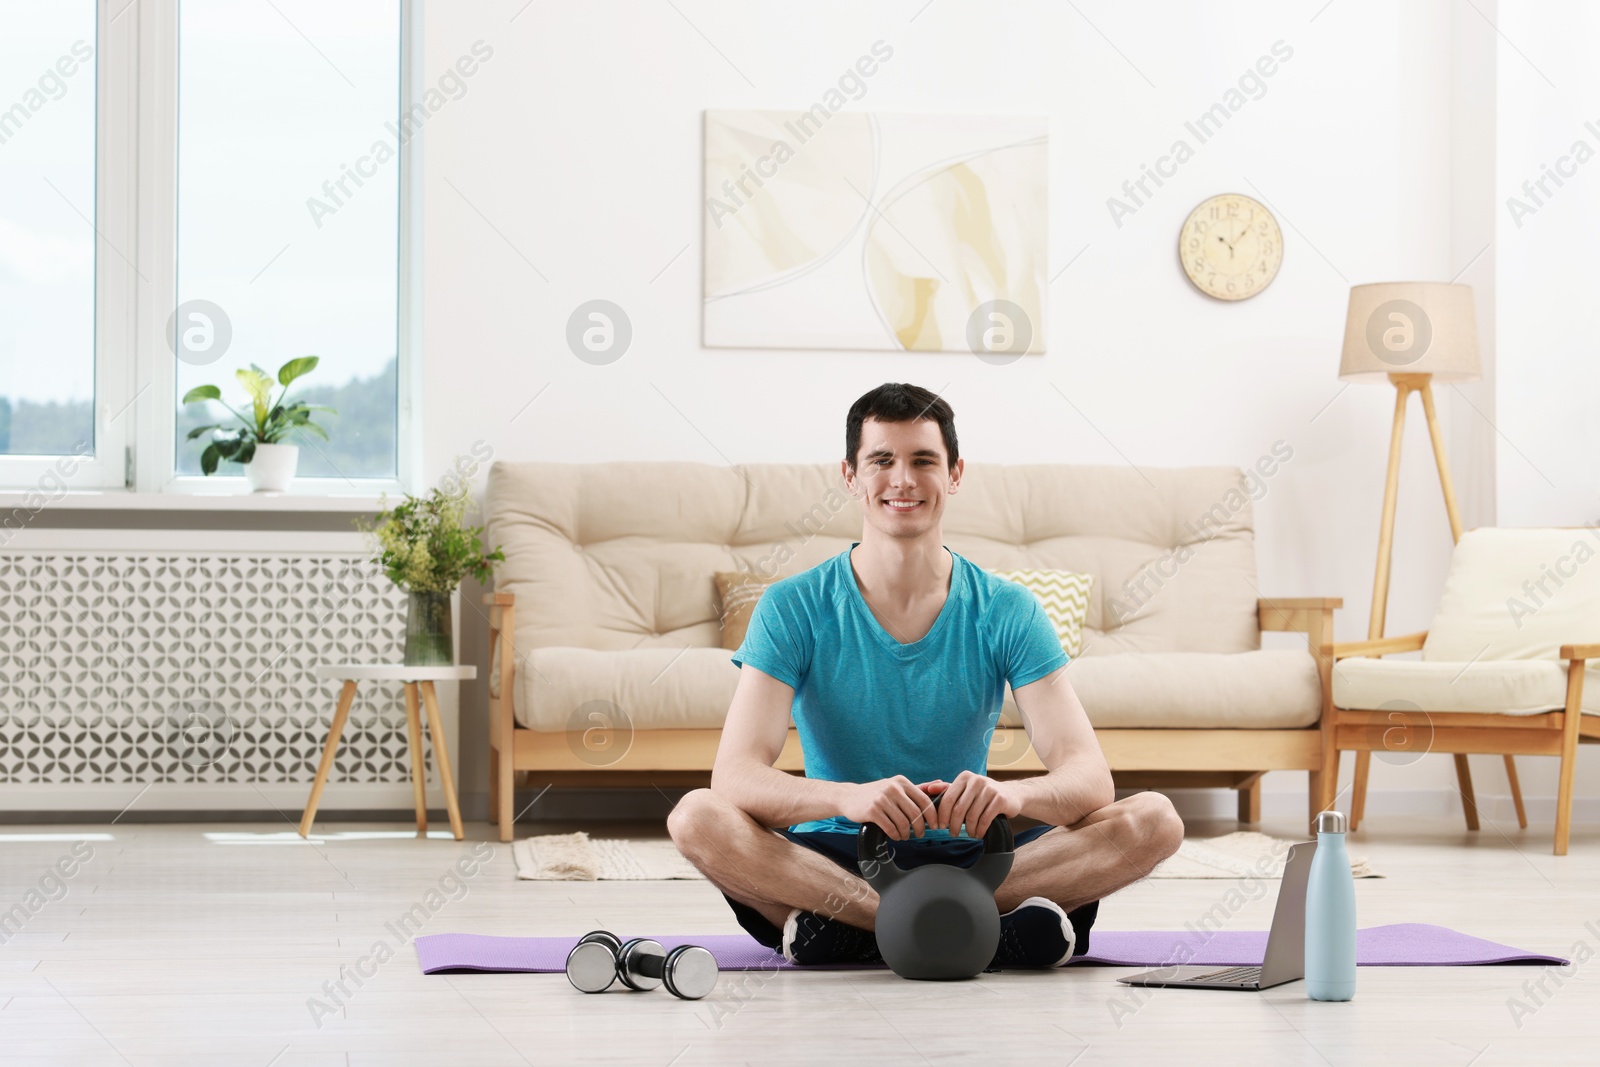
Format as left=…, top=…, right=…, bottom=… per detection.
left=182, top=357, right=334, bottom=492
left=357, top=486, right=505, bottom=665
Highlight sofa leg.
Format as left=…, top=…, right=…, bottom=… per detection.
left=498, top=750, right=516, bottom=844
left=488, top=744, right=500, bottom=825
left=1237, top=776, right=1262, bottom=824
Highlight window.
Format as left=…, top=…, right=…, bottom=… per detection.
left=174, top=0, right=401, bottom=483
left=0, top=0, right=410, bottom=496
left=0, top=1, right=124, bottom=489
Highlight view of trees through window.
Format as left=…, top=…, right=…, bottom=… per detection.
left=0, top=1, right=97, bottom=459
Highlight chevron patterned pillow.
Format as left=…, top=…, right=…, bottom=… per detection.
left=987, top=568, right=1094, bottom=658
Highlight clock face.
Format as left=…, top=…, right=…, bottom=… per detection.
left=1179, top=194, right=1283, bottom=301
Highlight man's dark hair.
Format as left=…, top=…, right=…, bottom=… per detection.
left=844, top=383, right=959, bottom=472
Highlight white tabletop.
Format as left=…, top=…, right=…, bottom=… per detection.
left=314, top=664, right=478, bottom=681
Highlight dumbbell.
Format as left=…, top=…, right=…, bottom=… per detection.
left=565, top=930, right=719, bottom=1000
left=566, top=930, right=625, bottom=993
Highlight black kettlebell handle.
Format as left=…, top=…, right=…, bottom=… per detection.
left=856, top=791, right=1014, bottom=888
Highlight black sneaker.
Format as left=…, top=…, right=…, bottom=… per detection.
left=990, top=896, right=1077, bottom=969
left=781, top=908, right=883, bottom=965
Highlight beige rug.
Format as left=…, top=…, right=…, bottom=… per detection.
left=514, top=830, right=1379, bottom=881
left=514, top=832, right=705, bottom=880
left=1151, top=831, right=1380, bottom=879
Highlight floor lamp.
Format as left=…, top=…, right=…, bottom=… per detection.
left=1337, top=282, right=1523, bottom=830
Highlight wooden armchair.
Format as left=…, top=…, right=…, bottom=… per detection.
left=1328, top=528, right=1600, bottom=855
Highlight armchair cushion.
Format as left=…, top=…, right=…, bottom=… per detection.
left=1332, top=656, right=1600, bottom=715
left=1424, top=527, right=1600, bottom=663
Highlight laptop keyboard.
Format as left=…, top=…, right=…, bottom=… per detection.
left=1190, top=965, right=1262, bottom=984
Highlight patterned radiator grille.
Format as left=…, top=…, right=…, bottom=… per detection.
left=0, top=553, right=414, bottom=785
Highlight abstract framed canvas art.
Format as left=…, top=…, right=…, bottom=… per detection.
left=703, top=109, right=1047, bottom=354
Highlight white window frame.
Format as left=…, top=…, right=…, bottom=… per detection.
left=2, top=0, right=418, bottom=499
left=0, top=1, right=138, bottom=491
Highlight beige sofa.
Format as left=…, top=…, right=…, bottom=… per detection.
left=482, top=460, right=1340, bottom=840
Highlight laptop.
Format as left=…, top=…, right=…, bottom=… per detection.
left=1117, top=839, right=1315, bottom=991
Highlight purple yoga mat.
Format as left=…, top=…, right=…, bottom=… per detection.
left=1074, top=924, right=1566, bottom=967
left=415, top=923, right=1565, bottom=975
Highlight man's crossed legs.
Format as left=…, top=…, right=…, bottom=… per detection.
left=668, top=789, right=1183, bottom=967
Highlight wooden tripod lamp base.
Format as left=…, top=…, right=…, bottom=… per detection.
left=1349, top=374, right=1525, bottom=832
left=1366, top=373, right=1461, bottom=639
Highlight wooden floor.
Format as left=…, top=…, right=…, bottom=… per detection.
left=0, top=812, right=1595, bottom=1066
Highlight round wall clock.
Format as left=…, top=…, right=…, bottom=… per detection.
left=1179, top=193, right=1283, bottom=301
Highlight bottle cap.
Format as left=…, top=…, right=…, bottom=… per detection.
left=1316, top=810, right=1348, bottom=834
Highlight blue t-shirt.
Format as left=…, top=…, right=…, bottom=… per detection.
left=730, top=542, right=1070, bottom=835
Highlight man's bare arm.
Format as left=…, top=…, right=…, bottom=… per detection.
left=1007, top=665, right=1115, bottom=825
left=710, top=664, right=848, bottom=829
left=931, top=665, right=1115, bottom=835
left=712, top=664, right=937, bottom=837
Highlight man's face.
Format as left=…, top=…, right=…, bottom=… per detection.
left=843, top=417, right=962, bottom=542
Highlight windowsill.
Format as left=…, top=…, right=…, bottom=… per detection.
left=0, top=489, right=390, bottom=513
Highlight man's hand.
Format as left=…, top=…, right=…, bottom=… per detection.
left=916, top=771, right=1023, bottom=839
left=839, top=776, right=941, bottom=839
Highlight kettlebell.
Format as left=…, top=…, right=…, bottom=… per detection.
left=857, top=799, right=1014, bottom=981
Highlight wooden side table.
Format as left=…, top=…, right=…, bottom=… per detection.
left=298, top=664, right=477, bottom=840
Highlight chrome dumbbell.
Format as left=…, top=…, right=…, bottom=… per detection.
left=616, top=938, right=719, bottom=1000
left=564, top=930, right=719, bottom=1000
left=565, top=930, right=626, bottom=993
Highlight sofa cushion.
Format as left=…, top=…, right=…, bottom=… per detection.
left=1332, top=656, right=1600, bottom=716
left=514, top=647, right=1321, bottom=733
left=987, top=568, right=1093, bottom=657
left=517, top=647, right=753, bottom=733
left=713, top=566, right=1092, bottom=658
left=486, top=460, right=1267, bottom=658
left=713, top=571, right=770, bottom=650
left=999, top=650, right=1321, bottom=730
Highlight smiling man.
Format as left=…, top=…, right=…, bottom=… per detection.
left=668, top=383, right=1184, bottom=968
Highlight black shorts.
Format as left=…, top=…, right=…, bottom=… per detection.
left=723, top=823, right=1099, bottom=956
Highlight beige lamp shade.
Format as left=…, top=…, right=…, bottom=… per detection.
left=1338, top=282, right=1481, bottom=383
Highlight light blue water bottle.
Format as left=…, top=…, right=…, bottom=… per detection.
left=1305, top=809, right=1356, bottom=1000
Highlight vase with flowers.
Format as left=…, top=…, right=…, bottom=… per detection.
left=357, top=486, right=504, bottom=665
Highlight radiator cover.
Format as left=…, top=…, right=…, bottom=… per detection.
left=0, top=549, right=416, bottom=785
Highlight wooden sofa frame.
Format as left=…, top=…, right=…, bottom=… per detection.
left=485, top=593, right=1343, bottom=842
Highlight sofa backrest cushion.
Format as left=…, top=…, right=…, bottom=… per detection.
left=1423, top=526, right=1600, bottom=662
left=485, top=461, right=1264, bottom=656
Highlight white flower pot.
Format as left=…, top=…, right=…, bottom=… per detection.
left=245, top=443, right=299, bottom=493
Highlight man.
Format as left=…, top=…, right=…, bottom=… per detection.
left=668, top=383, right=1183, bottom=968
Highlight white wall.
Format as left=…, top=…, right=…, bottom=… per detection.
left=1487, top=0, right=1600, bottom=808
left=419, top=0, right=1596, bottom=815
left=1498, top=1, right=1600, bottom=529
